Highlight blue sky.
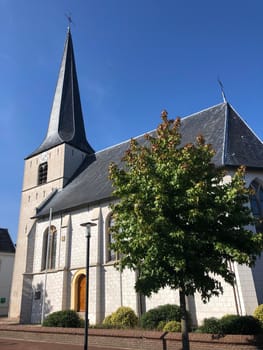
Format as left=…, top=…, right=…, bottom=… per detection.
left=0, top=0, right=263, bottom=243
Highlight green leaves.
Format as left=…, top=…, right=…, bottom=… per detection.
left=108, top=111, right=263, bottom=303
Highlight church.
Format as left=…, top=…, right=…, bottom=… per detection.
left=9, top=28, right=263, bottom=325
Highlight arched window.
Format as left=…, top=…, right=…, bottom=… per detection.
left=106, top=214, right=118, bottom=262
left=38, top=162, right=48, bottom=185
left=250, top=180, right=263, bottom=232
left=41, top=225, right=57, bottom=270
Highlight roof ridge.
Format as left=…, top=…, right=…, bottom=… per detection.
left=222, top=103, right=229, bottom=165
left=94, top=130, right=154, bottom=155
left=95, top=103, right=227, bottom=155
left=182, top=102, right=227, bottom=121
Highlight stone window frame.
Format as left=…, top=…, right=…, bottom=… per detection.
left=105, top=213, right=119, bottom=263
left=250, top=179, right=263, bottom=232
left=38, top=162, right=48, bottom=185
left=41, top=225, right=57, bottom=270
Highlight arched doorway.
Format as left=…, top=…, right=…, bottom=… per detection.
left=77, top=274, right=86, bottom=312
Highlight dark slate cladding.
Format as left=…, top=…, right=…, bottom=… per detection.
left=36, top=102, right=263, bottom=217
left=27, top=29, right=94, bottom=159
left=224, top=106, right=263, bottom=167
left=0, top=228, right=15, bottom=253
left=180, top=103, right=226, bottom=166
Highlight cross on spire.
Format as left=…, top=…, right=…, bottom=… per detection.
left=65, top=13, right=73, bottom=29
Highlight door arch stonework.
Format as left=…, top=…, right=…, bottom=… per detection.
left=71, top=269, right=86, bottom=311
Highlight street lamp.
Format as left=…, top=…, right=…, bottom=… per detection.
left=80, top=221, right=97, bottom=350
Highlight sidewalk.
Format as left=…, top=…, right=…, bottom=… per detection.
left=1, top=322, right=260, bottom=350
left=0, top=317, right=18, bottom=324
left=0, top=338, right=127, bottom=350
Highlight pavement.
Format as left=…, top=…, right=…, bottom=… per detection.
left=0, top=317, right=131, bottom=350
left=0, top=338, right=126, bottom=350
left=0, top=317, right=17, bottom=325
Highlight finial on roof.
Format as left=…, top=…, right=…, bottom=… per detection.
left=217, top=78, right=227, bottom=103
left=65, top=13, right=73, bottom=30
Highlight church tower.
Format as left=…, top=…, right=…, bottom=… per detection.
left=9, top=28, right=94, bottom=322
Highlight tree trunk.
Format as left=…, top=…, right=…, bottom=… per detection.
left=179, top=287, right=190, bottom=350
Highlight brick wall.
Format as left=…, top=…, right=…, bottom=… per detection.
left=0, top=325, right=263, bottom=350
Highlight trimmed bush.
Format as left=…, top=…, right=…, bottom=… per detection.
left=157, top=320, right=167, bottom=331
left=42, top=310, right=82, bottom=328
left=197, top=315, right=262, bottom=335
left=111, top=306, right=138, bottom=328
left=220, top=314, right=262, bottom=335
left=197, top=317, right=222, bottom=334
left=102, top=314, right=114, bottom=327
left=254, top=304, right=263, bottom=325
left=163, top=320, right=181, bottom=332
left=140, top=304, right=189, bottom=330
left=102, top=307, right=138, bottom=329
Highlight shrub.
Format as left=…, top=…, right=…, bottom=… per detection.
left=102, top=314, right=114, bottom=327
left=220, top=314, right=262, bottom=335
left=111, top=306, right=138, bottom=328
left=42, top=310, right=82, bottom=328
left=197, top=317, right=222, bottom=334
left=254, top=304, right=263, bottom=325
left=197, top=315, right=262, bottom=335
left=102, top=307, right=138, bottom=329
left=79, top=318, right=85, bottom=328
left=163, top=320, right=181, bottom=332
left=140, top=304, right=189, bottom=330
left=157, top=320, right=167, bottom=331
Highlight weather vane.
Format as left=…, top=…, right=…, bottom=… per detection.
left=217, top=77, right=227, bottom=103
left=65, top=13, right=74, bottom=29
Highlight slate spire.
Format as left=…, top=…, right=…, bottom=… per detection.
left=27, top=28, right=94, bottom=158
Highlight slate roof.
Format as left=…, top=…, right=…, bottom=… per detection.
left=0, top=228, right=15, bottom=253
left=27, top=28, right=94, bottom=159
left=180, top=102, right=263, bottom=167
left=36, top=102, right=263, bottom=218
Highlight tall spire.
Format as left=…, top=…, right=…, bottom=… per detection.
left=27, top=28, right=94, bottom=158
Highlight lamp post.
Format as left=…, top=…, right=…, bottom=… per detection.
left=80, top=221, right=97, bottom=350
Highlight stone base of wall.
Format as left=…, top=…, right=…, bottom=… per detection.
left=0, top=324, right=263, bottom=350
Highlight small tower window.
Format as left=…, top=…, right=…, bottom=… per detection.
left=38, top=162, right=48, bottom=185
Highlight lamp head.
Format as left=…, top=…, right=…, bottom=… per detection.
left=80, top=221, right=97, bottom=237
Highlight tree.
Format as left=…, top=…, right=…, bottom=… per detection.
left=108, top=111, right=263, bottom=350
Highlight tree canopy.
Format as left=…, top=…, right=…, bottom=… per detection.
left=108, top=111, right=263, bottom=302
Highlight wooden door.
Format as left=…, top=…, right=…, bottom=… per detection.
left=78, top=275, right=86, bottom=312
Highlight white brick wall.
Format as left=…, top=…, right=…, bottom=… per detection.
left=31, top=270, right=64, bottom=323
left=193, top=279, right=237, bottom=324
left=104, top=265, right=123, bottom=315
left=145, top=287, right=180, bottom=312
left=235, top=263, right=258, bottom=315
left=28, top=168, right=263, bottom=326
